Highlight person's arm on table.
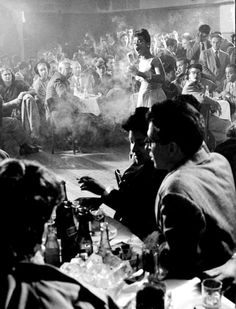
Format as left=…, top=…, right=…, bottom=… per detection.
left=204, top=253, right=236, bottom=284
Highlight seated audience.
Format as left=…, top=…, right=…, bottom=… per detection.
left=217, top=64, right=236, bottom=120
left=78, top=107, right=167, bottom=240
left=173, top=57, right=189, bottom=92
left=146, top=96, right=236, bottom=279
left=0, top=158, right=118, bottom=309
left=162, top=64, right=180, bottom=99
left=0, top=95, right=39, bottom=156
left=33, top=59, right=51, bottom=138
left=182, top=63, right=231, bottom=148
left=0, top=67, right=40, bottom=142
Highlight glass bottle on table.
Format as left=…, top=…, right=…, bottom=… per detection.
left=205, top=85, right=210, bottom=97
left=44, top=222, right=61, bottom=267
left=55, top=180, right=77, bottom=262
left=75, top=206, right=93, bottom=260
left=97, top=221, right=112, bottom=258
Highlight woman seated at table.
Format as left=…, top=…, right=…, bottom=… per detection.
left=77, top=107, right=167, bottom=240
left=0, top=158, right=118, bottom=309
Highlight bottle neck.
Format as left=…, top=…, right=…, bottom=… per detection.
left=98, top=222, right=112, bottom=256
left=78, top=216, right=90, bottom=235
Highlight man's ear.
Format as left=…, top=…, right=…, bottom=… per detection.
left=169, top=141, right=181, bottom=156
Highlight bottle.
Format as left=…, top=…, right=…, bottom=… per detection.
left=55, top=180, right=77, bottom=262
left=61, top=180, right=72, bottom=208
left=97, top=221, right=112, bottom=258
left=205, top=85, right=210, bottom=97
left=76, top=206, right=93, bottom=259
left=44, top=223, right=61, bottom=267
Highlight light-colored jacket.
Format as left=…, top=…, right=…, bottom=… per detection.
left=199, top=48, right=230, bottom=82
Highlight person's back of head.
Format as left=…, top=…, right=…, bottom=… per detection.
left=0, top=159, right=63, bottom=271
left=166, top=38, right=177, bottom=48
left=122, top=107, right=149, bottom=135
left=147, top=96, right=204, bottom=157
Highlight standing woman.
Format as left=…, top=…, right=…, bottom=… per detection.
left=129, top=28, right=166, bottom=108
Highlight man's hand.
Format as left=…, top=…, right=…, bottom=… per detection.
left=77, top=176, right=106, bottom=195
left=204, top=257, right=236, bottom=284
left=17, top=91, right=28, bottom=101
left=195, top=32, right=202, bottom=43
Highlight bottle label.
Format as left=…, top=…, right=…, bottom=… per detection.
left=44, top=248, right=60, bottom=266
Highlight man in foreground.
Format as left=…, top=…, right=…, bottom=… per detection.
left=147, top=96, right=236, bottom=279
left=78, top=107, right=167, bottom=240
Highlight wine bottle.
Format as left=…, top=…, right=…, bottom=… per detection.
left=55, top=180, right=77, bottom=262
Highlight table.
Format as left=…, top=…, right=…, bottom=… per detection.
left=74, top=92, right=101, bottom=116
left=61, top=215, right=235, bottom=309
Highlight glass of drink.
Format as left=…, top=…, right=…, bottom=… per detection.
left=201, top=278, right=222, bottom=309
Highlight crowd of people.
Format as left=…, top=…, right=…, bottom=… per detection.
left=0, top=23, right=235, bottom=156
left=0, top=21, right=236, bottom=307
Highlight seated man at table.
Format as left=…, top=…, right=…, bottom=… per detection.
left=78, top=107, right=167, bottom=240
left=182, top=63, right=231, bottom=148
left=0, top=158, right=118, bottom=309
left=147, top=96, right=236, bottom=279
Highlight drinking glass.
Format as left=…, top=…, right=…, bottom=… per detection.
left=201, top=278, right=222, bottom=309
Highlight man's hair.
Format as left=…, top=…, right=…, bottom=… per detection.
left=164, top=63, right=175, bottom=74
left=198, top=24, right=211, bottom=35
left=188, top=63, right=203, bottom=72
left=134, top=28, right=151, bottom=45
left=226, top=64, right=236, bottom=72
left=147, top=97, right=204, bottom=157
left=122, top=107, right=149, bottom=135
left=181, top=32, right=193, bottom=41
left=0, top=159, right=63, bottom=266
left=210, top=33, right=222, bottom=40
left=166, top=38, right=177, bottom=48
left=34, top=59, right=50, bottom=75
left=176, top=57, right=190, bottom=65
left=58, top=59, right=71, bottom=69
